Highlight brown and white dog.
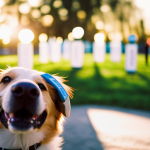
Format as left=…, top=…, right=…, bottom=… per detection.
left=0, top=67, right=73, bottom=150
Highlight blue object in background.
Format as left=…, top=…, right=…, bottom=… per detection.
left=128, top=34, right=137, bottom=43
left=121, top=42, right=125, bottom=53
left=106, top=43, right=110, bottom=53
left=84, top=40, right=92, bottom=53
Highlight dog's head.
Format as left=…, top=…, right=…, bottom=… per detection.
left=0, top=67, right=73, bottom=136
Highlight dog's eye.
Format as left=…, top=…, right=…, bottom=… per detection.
left=38, top=83, right=46, bottom=90
left=2, top=76, right=11, bottom=83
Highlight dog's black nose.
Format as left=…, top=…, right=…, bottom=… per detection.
left=11, top=82, right=39, bottom=104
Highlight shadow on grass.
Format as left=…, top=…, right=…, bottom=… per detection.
left=67, top=63, right=150, bottom=110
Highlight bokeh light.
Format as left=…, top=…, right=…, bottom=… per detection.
left=72, top=27, right=84, bottom=39
left=2, top=37, right=10, bottom=45
left=72, top=1, right=80, bottom=10
left=56, top=37, right=63, bottom=44
left=68, top=32, right=74, bottom=41
left=31, top=9, right=41, bottom=19
left=18, top=29, right=34, bottom=44
left=94, top=33, right=105, bottom=44
left=41, top=5, right=51, bottom=14
left=0, top=24, right=11, bottom=40
left=105, top=24, right=113, bottom=32
left=100, top=4, right=110, bottom=12
left=58, top=8, right=68, bottom=16
left=53, top=0, right=62, bottom=8
left=6, top=15, right=19, bottom=28
left=19, top=3, right=30, bottom=14
left=0, top=0, right=5, bottom=7
left=95, top=21, right=104, bottom=30
left=77, top=10, right=86, bottom=19
left=42, top=15, right=54, bottom=27
left=27, top=0, right=43, bottom=7
left=91, top=14, right=100, bottom=24
left=39, top=33, right=48, bottom=42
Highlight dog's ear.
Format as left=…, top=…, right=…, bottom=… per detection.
left=41, top=74, right=73, bottom=117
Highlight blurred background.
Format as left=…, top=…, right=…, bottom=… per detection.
left=0, top=0, right=150, bottom=50
left=0, top=0, right=150, bottom=150
left=0, top=0, right=149, bottom=110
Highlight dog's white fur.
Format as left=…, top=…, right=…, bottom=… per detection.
left=0, top=67, right=73, bottom=150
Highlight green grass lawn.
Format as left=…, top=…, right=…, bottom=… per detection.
left=0, top=54, right=150, bottom=110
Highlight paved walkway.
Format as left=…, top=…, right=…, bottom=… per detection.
left=62, top=105, right=150, bottom=150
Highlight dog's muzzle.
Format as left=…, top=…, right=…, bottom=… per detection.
left=11, top=82, right=39, bottom=113
left=0, top=81, right=47, bottom=132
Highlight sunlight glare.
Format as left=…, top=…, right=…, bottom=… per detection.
left=18, top=29, right=34, bottom=44
left=72, top=27, right=84, bottom=39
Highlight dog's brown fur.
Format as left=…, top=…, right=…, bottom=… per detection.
left=0, top=67, right=73, bottom=147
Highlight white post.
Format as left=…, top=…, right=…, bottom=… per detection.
left=71, top=40, right=85, bottom=68
left=63, top=39, right=71, bottom=60
left=39, top=42, right=49, bottom=63
left=125, top=43, right=138, bottom=73
left=50, top=41, right=61, bottom=63
left=17, top=43, right=33, bottom=69
left=110, top=41, right=122, bottom=62
left=93, top=41, right=106, bottom=62
left=17, top=29, right=34, bottom=69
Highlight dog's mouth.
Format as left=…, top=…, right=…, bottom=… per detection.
left=0, top=108, right=47, bottom=132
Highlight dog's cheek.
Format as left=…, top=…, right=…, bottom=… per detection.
left=42, top=91, right=57, bottom=115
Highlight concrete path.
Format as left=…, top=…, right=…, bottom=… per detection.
left=62, top=105, right=150, bottom=150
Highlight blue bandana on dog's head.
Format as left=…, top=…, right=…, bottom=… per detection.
left=41, top=73, right=71, bottom=117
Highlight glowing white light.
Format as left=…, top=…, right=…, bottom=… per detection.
left=18, top=29, right=34, bottom=44
left=0, top=24, right=11, bottom=39
left=94, top=33, right=105, bottom=44
left=95, top=21, right=104, bottom=30
left=100, top=5, right=110, bottom=12
left=0, top=0, right=5, bottom=7
left=134, top=0, right=150, bottom=10
left=72, top=27, right=84, bottom=39
left=19, top=3, right=30, bottom=14
left=27, top=0, right=43, bottom=7
left=39, top=33, right=48, bottom=42
left=41, top=5, right=51, bottom=14
left=56, top=37, right=63, bottom=44
left=68, top=32, right=74, bottom=41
